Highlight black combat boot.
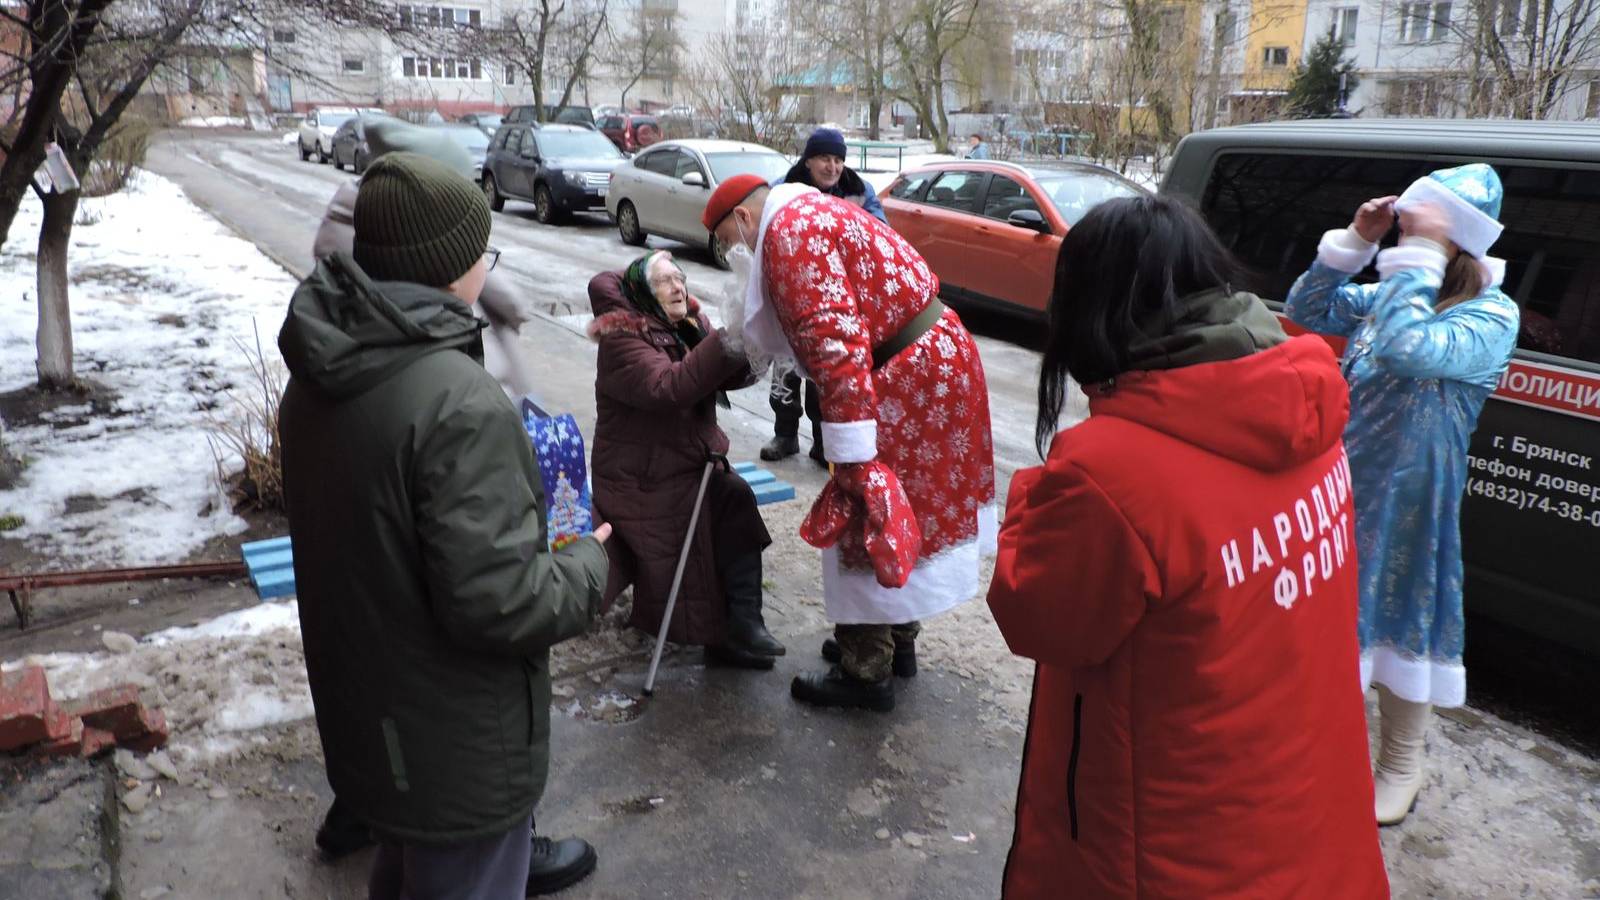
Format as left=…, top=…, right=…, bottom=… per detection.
left=821, top=637, right=916, bottom=678
left=790, top=666, right=895, bottom=712
left=707, top=552, right=784, bottom=668
left=526, top=835, right=598, bottom=895
left=760, top=433, right=800, bottom=460
left=315, top=798, right=374, bottom=861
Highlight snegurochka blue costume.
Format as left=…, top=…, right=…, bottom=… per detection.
left=1285, top=163, right=1519, bottom=826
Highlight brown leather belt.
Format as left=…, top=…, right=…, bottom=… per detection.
left=871, top=299, right=944, bottom=370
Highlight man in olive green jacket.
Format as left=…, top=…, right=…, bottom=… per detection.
left=279, top=151, right=611, bottom=899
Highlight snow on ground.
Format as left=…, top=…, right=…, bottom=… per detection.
left=2, top=600, right=313, bottom=765
left=0, top=171, right=297, bottom=568
left=179, top=116, right=246, bottom=129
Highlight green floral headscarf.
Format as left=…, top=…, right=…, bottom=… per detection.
left=620, top=251, right=728, bottom=407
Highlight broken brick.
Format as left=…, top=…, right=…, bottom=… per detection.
left=66, top=685, right=146, bottom=740
left=34, top=715, right=84, bottom=758
left=0, top=665, right=54, bottom=751
left=120, top=709, right=169, bottom=752
left=80, top=727, right=117, bottom=758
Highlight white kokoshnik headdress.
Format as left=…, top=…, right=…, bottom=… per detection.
left=1392, top=163, right=1507, bottom=288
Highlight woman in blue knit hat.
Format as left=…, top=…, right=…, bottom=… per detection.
left=1285, top=163, right=1520, bottom=827
left=759, top=127, right=891, bottom=465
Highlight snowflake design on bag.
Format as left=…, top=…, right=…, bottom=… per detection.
left=843, top=218, right=871, bottom=247
left=936, top=334, right=957, bottom=359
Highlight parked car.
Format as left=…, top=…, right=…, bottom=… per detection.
left=598, top=113, right=662, bottom=154
left=430, top=123, right=492, bottom=182
left=593, top=104, right=624, bottom=118
left=880, top=160, right=1145, bottom=316
left=459, top=112, right=503, bottom=137
left=481, top=122, right=624, bottom=224
left=330, top=118, right=373, bottom=173
left=1163, top=118, right=1600, bottom=657
left=605, top=139, right=791, bottom=269
left=504, top=104, right=596, bottom=130
left=298, top=107, right=356, bottom=163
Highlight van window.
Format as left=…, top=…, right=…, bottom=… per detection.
left=1202, top=152, right=1600, bottom=365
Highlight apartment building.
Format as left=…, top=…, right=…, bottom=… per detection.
left=1301, top=0, right=1600, bottom=119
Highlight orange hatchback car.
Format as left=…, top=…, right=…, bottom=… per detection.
left=881, top=160, right=1147, bottom=317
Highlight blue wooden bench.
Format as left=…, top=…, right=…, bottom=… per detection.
left=240, top=536, right=296, bottom=601
left=733, top=461, right=796, bottom=505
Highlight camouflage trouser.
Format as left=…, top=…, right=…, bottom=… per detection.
left=834, top=621, right=921, bottom=683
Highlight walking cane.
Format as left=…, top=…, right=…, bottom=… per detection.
left=643, top=458, right=717, bottom=696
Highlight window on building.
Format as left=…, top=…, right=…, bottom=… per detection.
left=402, top=57, right=415, bottom=78
left=272, top=29, right=295, bottom=43
left=1588, top=80, right=1600, bottom=118
left=1214, top=9, right=1240, bottom=45
left=343, top=58, right=366, bottom=74
left=1332, top=7, right=1359, bottom=43
left=1262, top=46, right=1290, bottom=67
left=1497, top=0, right=1520, bottom=35
left=504, top=64, right=516, bottom=84
left=1399, top=1, right=1452, bottom=41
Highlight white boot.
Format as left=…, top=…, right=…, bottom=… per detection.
left=1373, top=685, right=1431, bottom=826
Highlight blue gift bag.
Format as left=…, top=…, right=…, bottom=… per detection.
left=520, top=397, right=594, bottom=551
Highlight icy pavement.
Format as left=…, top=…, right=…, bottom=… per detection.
left=0, top=171, right=296, bottom=567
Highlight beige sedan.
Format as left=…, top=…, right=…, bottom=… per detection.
left=605, top=139, right=790, bottom=269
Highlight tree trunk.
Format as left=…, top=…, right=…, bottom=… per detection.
left=1204, top=9, right=1226, bottom=128
left=0, top=423, right=20, bottom=490
left=36, top=191, right=79, bottom=390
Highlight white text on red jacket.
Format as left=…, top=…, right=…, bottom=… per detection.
left=1219, top=451, right=1355, bottom=610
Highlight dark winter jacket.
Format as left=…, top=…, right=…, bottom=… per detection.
left=278, top=253, right=608, bottom=844
left=587, top=271, right=765, bottom=644
left=774, top=162, right=887, bottom=224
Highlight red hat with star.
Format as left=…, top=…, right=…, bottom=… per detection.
left=701, top=173, right=769, bottom=231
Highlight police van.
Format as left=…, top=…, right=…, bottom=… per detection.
left=1162, top=119, right=1600, bottom=656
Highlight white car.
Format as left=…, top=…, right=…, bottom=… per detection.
left=298, top=107, right=384, bottom=164
left=605, top=139, right=790, bottom=269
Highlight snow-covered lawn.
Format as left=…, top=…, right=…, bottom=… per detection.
left=0, top=171, right=297, bottom=567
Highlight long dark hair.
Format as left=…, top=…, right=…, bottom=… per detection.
left=1035, top=194, right=1241, bottom=456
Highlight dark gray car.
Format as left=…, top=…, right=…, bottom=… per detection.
left=481, top=123, right=623, bottom=224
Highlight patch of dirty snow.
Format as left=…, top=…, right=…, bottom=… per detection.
left=3, top=599, right=312, bottom=763
left=180, top=116, right=246, bottom=128
left=0, top=170, right=298, bottom=567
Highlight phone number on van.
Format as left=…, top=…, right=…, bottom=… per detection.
left=1465, top=478, right=1600, bottom=528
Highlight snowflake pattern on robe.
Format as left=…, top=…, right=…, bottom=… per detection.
left=521, top=404, right=594, bottom=551
left=762, top=193, right=996, bottom=580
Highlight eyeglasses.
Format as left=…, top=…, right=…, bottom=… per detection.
left=484, top=247, right=501, bottom=271
left=649, top=271, right=687, bottom=289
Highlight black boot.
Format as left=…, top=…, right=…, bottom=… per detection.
left=821, top=637, right=916, bottom=678
left=526, top=835, right=598, bottom=895
left=760, top=433, right=799, bottom=461
left=720, top=551, right=785, bottom=657
left=315, top=798, right=374, bottom=861
left=791, top=666, right=895, bottom=711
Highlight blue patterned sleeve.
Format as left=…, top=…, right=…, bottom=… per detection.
left=1367, top=267, right=1521, bottom=390
left=1285, top=261, right=1378, bottom=339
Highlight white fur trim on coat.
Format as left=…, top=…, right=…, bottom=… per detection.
left=822, top=420, right=877, bottom=463
left=1315, top=227, right=1380, bottom=274
left=739, top=183, right=821, bottom=370
left=1395, top=176, right=1504, bottom=258
left=821, top=507, right=995, bottom=625
left=1376, top=244, right=1448, bottom=283
left=1361, top=646, right=1466, bottom=708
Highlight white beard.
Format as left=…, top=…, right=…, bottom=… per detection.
left=721, top=244, right=795, bottom=377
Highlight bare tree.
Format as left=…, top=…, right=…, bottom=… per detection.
left=1456, top=0, right=1600, bottom=118
left=811, top=0, right=894, bottom=138
left=450, top=0, right=608, bottom=119
left=686, top=29, right=803, bottom=150
left=609, top=0, right=683, bottom=109
left=888, top=0, right=981, bottom=152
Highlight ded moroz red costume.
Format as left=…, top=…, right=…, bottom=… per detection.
left=728, top=182, right=996, bottom=624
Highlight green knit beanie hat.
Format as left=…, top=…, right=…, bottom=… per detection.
left=353, top=151, right=492, bottom=287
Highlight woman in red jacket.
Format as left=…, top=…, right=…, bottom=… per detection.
left=988, top=196, right=1389, bottom=898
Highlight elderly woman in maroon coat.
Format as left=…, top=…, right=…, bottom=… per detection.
left=588, top=251, right=784, bottom=668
